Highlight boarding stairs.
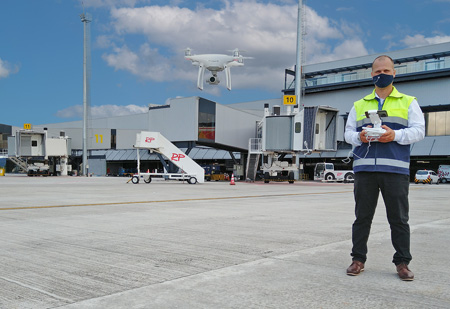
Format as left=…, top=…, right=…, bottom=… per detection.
left=8, top=156, right=28, bottom=173
left=246, top=138, right=262, bottom=181
left=134, top=131, right=205, bottom=183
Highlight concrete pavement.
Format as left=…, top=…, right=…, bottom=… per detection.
left=0, top=175, right=449, bottom=308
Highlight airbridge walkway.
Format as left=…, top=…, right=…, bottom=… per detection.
left=0, top=175, right=449, bottom=308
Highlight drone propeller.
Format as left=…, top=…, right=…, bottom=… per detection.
left=183, top=47, right=193, bottom=56
left=227, top=48, right=248, bottom=57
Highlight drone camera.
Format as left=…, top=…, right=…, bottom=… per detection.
left=207, top=76, right=220, bottom=85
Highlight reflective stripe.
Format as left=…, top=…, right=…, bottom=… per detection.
left=353, top=158, right=375, bottom=167
left=376, top=158, right=410, bottom=169
left=356, top=116, right=408, bottom=128
left=383, top=117, right=408, bottom=126
left=354, top=158, right=409, bottom=169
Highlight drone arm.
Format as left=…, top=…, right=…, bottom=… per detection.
left=197, top=64, right=205, bottom=90
left=225, top=65, right=231, bottom=91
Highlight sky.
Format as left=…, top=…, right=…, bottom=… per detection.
left=1, top=0, right=450, bottom=127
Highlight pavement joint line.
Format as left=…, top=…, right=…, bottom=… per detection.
left=0, top=190, right=353, bottom=211
left=0, top=275, right=74, bottom=303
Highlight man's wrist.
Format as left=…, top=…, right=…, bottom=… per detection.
left=357, top=132, right=362, bottom=143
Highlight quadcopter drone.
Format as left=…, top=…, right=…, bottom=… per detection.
left=184, top=48, right=252, bottom=91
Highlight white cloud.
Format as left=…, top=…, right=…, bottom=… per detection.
left=0, top=58, right=18, bottom=79
left=308, top=39, right=369, bottom=64
left=56, top=104, right=148, bottom=119
left=401, top=34, right=450, bottom=48
left=82, top=0, right=150, bottom=8
left=102, top=44, right=173, bottom=81
left=99, top=1, right=369, bottom=92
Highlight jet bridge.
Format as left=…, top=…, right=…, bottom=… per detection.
left=133, top=131, right=205, bottom=184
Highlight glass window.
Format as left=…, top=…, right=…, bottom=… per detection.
left=111, top=129, right=116, bottom=149
left=425, top=111, right=450, bottom=136
left=342, top=72, right=357, bottom=82
left=435, top=112, right=446, bottom=136
left=426, top=112, right=436, bottom=136
left=394, top=65, right=407, bottom=74
left=425, top=59, right=444, bottom=70
left=198, top=99, right=216, bottom=142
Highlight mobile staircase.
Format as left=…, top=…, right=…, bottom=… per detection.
left=8, top=156, right=28, bottom=173
left=246, top=138, right=262, bottom=181
left=131, top=131, right=205, bottom=184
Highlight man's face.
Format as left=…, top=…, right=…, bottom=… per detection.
left=371, top=58, right=396, bottom=78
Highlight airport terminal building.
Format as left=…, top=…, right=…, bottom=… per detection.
left=2, top=42, right=450, bottom=179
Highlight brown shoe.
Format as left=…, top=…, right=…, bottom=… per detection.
left=347, top=260, right=365, bottom=276
left=397, top=263, right=414, bottom=281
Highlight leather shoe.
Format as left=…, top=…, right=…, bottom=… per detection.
left=397, top=263, right=414, bottom=281
left=347, top=260, right=364, bottom=276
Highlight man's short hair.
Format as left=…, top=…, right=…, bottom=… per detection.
left=372, top=55, right=394, bottom=70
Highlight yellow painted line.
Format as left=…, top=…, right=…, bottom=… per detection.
left=0, top=187, right=424, bottom=211
left=0, top=190, right=353, bottom=211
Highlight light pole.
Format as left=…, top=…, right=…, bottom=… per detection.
left=295, top=0, right=303, bottom=109
left=80, top=13, right=91, bottom=176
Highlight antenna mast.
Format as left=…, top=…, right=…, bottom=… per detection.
left=295, top=0, right=303, bottom=108
left=80, top=11, right=91, bottom=176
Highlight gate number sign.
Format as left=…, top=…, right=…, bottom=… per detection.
left=283, top=95, right=296, bottom=105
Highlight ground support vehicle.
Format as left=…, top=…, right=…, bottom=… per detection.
left=262, top=160, right=296, bottom=184
left=131, top=131, right=205, bottom=185
left=437, top=165, right=450, bottom=183
left=414, top=170, right=439, bottom=184
left=201, top=164, right=228, bottom=181
left=314, top=162, right=354, bottom=183
left=130, top=172, right=198, bottom=184
left=27, top=162, right=50, bottom=176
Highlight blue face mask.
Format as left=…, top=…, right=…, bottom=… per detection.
left=372, top=73, right=394, bottom=88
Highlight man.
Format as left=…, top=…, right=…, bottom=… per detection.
left=344, top=55, right=425, bottom=281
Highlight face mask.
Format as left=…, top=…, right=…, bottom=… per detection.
left=372, top=73, right=394, bottom=88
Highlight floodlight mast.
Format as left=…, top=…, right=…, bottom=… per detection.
left=295, top=0, right=303, bottom=110
left=80, top=13, right=91, bottom=176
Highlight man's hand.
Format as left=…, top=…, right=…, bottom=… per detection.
left=360, top=126, right=370, bottom=143
left=378, top=125, right=395, bottom=143
left=359, top=125, right=395, bottom=143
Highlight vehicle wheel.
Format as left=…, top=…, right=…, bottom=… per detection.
left=144, top=176, right=152, bottom=184
left=288, top=172, right=294, bottom=184
left=264, top=172, right=270, bottom=184
left=325, top=173, right=335, bottom=181
left=441, top=178, right=447, bottom=184
left=344, top=172, right=354, bottom=183
left=188, top=177, right=197, bottom=184
left=131, top=176, right=139, bottom=184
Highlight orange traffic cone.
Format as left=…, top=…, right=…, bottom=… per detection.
left=147, top=169, right=150, bottom=173
left=230, top=173, right=235, bottom=185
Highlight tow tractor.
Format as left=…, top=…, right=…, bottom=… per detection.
left=314, top=162, right=354, bottom=182
left=130, top=131, right=205, bottom=185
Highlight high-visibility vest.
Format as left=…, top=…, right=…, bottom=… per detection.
left=352, top=86, right=415, bottom=175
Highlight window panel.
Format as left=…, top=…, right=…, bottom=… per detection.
left=435, top=112, right=446, bottom=136
left=447, top=111, right=450, bottom=135
left=426, top=113, right=436, bottom=136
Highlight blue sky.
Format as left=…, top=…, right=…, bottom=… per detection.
left=1, top=0, right=450, bottom=127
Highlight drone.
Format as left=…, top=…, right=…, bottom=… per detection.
left=184, top=48, right=251, bottom=91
